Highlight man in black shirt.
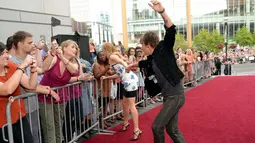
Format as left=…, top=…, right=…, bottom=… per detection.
left=127, top=1, right=186, bottom=143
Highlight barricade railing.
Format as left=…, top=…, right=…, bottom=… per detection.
left=181, top=60, right=206, bottom=86
left=3, top=79, right=100, bottom=143
left=182, top=59, right=235, bottom=86
left=184, top=60, right=235, bottom=86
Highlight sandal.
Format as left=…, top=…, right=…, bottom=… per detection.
left=130, top=130, right=142, bottom=141
left=119, top=122, right=130, bottom=132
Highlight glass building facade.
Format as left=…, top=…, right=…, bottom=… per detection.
left=126, top=0, right=255, bottom=44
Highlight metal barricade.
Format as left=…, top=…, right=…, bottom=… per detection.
left=3, top=79, right=100, bottom=143
left=195, top=61, right=204, bottom=81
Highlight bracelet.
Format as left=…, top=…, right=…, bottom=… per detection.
left=48, top=90, right=52, bottom=95
left=16, top=68, right=25, bottom=73
left=31, top=71, right=37, bottom=74
left=159, top=8, right=165, bottom=14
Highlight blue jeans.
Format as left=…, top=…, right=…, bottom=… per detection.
left=152, top=93, right=186, bottom=143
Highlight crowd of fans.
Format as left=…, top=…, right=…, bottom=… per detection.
left=0, top=31, right=95, bottom=143
left=0, top=30, right=158, bottom=143
left=1, top=30, right=254, bottom=143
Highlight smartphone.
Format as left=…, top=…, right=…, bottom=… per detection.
left=40, top=35, right=46, bottom=42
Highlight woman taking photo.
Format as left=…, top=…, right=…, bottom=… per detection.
left=101, top=43, right=142, bottom=141
left=39, top=40, right=79, bottom=143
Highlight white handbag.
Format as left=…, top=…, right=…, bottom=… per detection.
left=110, top=82, right=117, bottom=99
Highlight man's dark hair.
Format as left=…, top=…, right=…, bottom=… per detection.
left=13, top=31, right=33, bottom=48
left=141, top=31, right=159, bottom=48
left=0, top=42, right=7, bottom=54
left=6, top=36, right=14, bottom=51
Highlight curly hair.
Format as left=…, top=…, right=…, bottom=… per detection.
left=141, top=31, right=159, bottom=48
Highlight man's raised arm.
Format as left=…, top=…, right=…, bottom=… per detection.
left=149, top=0, right=173, bottom=28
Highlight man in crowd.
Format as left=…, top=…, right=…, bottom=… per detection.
left=10, top=31, right=58, bottom=143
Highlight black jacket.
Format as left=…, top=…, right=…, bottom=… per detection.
left=139, top=25, right=184, bottom=87
left=139, top=55, right=161, bottom=97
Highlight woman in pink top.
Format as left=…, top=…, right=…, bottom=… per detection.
left=185, top=49, right=194, bottom=82
left=39, top=40, right=79, bottom=143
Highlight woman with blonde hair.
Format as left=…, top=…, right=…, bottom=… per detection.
left=39, top=39, right=80, bottom=143
left=101, top=43, right=142, bottom=141
left=185, top=49, right=194, bottom=83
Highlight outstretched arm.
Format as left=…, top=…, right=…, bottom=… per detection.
left=110, top=54, right=128, bottom=67
left=149, top=0, right=175, bottom=50
left=149, top=0, right=173, bottom=28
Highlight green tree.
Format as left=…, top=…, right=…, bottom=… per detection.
left=208, top=30, right=224, bottom=53
left=174, top=33, right=187, bottom=51
left=234, top=26, right=254, bottom=47
left=193, top=29, right=210, bottom=51
left=193, top=29, right=224, bottom=53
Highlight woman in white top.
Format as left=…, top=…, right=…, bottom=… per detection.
left=101, top=43, right=142, bottom=141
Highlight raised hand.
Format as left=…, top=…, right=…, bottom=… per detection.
left=20, top=55, right=34, bottom=68
left=56, top=47, right=64, bottom=59
left=37, top=40, right=45, bottom=50
left=30, top=59, right=37, bottom=71
left=148, top=0, right=164, bottom=13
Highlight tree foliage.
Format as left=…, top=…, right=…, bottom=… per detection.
left=234, top=26, right=254, bottom=47
left=174, top=33, right=187, bottom=51
left=193, top=29, right=224, bottom=53
left=193, top=29, right=210, bottom=51
left=208, top=30, right=224, bottom=53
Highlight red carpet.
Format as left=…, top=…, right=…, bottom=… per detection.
left=86, top=76, right=255, bottom=143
